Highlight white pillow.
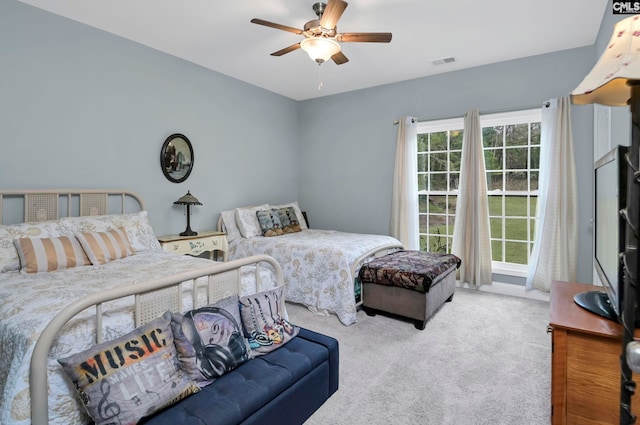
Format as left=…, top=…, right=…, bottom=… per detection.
left=235, top=204, right=269, bottom=238
left=270, top=202, right=308, bottom=230
left=220, top=209, right=242, bottom=243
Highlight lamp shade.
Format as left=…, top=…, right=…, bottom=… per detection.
left=572, top=16, right=640, bottom=106
left=300, top=37, right=340, bottom=63
left=173, top=190, right=202, bottom=206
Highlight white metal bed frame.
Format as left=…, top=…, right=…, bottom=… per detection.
left=0, top=189, right=145, bottom=224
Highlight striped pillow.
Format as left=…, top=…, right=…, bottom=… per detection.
left=14, top=236, right=90, bottom=273
left=76, top=227, right=134, bottom=265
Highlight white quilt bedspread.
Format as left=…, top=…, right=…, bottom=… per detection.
left=0, top=250, right=275, bottom=425
left=228, top=229, right=402, bottom=326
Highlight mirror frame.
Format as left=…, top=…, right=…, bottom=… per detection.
left=160, top=133, right=194, bottom=183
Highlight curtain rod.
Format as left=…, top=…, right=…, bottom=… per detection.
left=392, top=103, right=549, bottom=125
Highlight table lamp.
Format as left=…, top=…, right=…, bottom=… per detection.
left=173, top=190, right=202, bottom=236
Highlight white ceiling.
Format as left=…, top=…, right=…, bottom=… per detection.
left=19, top=0, right=608, bottom=101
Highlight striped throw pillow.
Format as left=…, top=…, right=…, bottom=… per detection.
left=76, top=227, right=134, bottom=265
left=14, top=236, right=90, bottom=273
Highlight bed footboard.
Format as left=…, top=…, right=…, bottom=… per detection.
left=351, top=243, right=404, bottom=305
left=29, top=254, right=283, bottom=425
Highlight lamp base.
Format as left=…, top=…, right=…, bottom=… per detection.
left=179, top=229, right=198, bottom=237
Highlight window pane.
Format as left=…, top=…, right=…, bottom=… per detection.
left=490, top=218, right=502, bottom=239
left=530, top=171, right=538, bottom=191
left=505, top=171, right=528, bottom=190
left=430, top=132, right=447, bottom=151
left=505, top=147, right=528, bottom=170
left=449, top=173, right=460, bottom=191
left=491, top=240, right=503, bottom=262
left=531, top=123, right=541, bottom=145
left=450, top=130, right=463, bottom=150
left=430, top=152, right=448, bottom=172
left=505, top=241, right=528, bottom=264
left=418, top=134, right=428, bottom=152
left=429, top=233, right=449, bottom=253
left=529, top=196, right=537, bottom=215
left=529, top=219, right=536, bottom=242
left=484, top=148, right=502, bottom=171
left=530, top=147, right=540, bottom=169
left=418, top=174, right=427, bottom=191
left=419, top=194, right=428, bottom=213
left=505, top=124, right=528, bottom=147
left=505, top=195, right=527, bottom=216
left=505, top=218, right=527, bottom=240
left=428, top=215, right=446, bottom=233
left=449, top=151, right=461, bottom=172
left=418, top=153, right=427, bottom=172
left=419, top=214, right=428, bottom=232
left=483, top=126, right=504, bottom=148
left=448, top=195, right=457, bottom=216
left=430, top=173, right=447, bottom=191
left=487, top=172, right=503, bottom=191
left=488, top=196, right=503, bottom=216
left=430, top=195, right=446, bottom=213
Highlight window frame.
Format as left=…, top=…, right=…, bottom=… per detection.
left=416, top=109, right=541, bottom=277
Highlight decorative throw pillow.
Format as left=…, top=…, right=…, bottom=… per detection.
left=256, top=208, right=284, bottom=237
left=57, top=312, right=199, bottom=425
left=235, top=204, right=269, bottom=238
left=276, top=206, right=302, bottom=234
left=171, top=295, right=250, bottom=387
left=13, top=236, right=90, bottom=273
left=220, top=209, right=242, bottom=243
left=270, top=202, right=308, bottom=230
left=76, top=227, right=133, bottom=265
left=238, top=286, right=300, bottom=356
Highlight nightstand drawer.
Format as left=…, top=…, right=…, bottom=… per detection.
left=158, top=231, right=228, bottom=261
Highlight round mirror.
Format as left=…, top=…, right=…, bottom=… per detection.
left=160, top=133, right=194, bottom=183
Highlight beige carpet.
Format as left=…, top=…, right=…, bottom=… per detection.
left=286, top=287, right=551, bottom=425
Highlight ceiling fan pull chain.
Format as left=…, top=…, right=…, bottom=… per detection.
left=318, top=63, right=324, bottom=91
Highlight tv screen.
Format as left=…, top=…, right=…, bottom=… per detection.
left=588, top=145, right=628, bottom=320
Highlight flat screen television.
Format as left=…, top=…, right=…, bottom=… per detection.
left=574, top=145, right=628, bottom=322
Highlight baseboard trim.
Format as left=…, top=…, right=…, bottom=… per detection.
left=457, top=280, right=550, bottom=302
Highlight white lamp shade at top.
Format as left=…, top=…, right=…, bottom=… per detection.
left=572, top=16, right=640, bottom=106
left=300, top=37, right=341, bottom=63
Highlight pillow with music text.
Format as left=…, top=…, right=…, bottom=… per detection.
left=58, top=311, right=199, bottom=425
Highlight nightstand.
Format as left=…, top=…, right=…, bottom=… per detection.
left=157, top=231, right=228, bottom=261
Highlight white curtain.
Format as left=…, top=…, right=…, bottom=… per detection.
left=451, top=109, right=493, bottom=287
left=526, top=97, right=577, bottom=292
left=390, top=117, right=419, bottom=250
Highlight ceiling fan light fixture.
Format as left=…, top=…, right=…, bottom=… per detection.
left=300, top=37, right=340, bottom=64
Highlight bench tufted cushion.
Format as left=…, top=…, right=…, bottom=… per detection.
left=140, top=328, right=338, bottom=425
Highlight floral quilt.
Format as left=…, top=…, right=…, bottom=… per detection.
left=228, top=229, right=403, bottom=326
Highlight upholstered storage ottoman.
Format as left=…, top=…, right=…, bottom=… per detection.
left=358, top=250, right=461, bottom=330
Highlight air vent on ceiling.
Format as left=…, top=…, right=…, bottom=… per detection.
left=432, top=57, right=456, bottom=66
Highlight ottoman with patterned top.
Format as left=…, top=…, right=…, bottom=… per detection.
left=358, top=250, right=461, bottom=330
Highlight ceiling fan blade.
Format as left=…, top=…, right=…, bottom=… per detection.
left=332, top=51, right=349, bottom=65
left=320, top=0, right=348, bottom=30
left=271, top=43, right=301, bottom=57
left=251, top=18, right=303, bottom=35
left=337, top=32, right=392, bottom=43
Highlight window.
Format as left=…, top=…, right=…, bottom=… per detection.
left=417, top=109, right=541, bottom=275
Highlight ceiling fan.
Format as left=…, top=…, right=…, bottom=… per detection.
left=250, top=0, right=392, bottom=65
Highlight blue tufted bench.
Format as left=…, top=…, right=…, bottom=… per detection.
left=140, top=328, right=339, bottom=425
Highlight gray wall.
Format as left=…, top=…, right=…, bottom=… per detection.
left=2, top=0, right=608, bottom=285
left=0, top=1, right=300, bottom=236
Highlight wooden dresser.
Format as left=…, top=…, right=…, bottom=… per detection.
left=549, top=280, right=640, bottom=424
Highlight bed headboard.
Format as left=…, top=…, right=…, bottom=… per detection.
left=0, top=190, right=145, bottom=225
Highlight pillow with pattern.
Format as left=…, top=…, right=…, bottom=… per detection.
left=256, top=208, right=284, bottom=237
left=270, top=202, right=307, bottom=230
left=277, top=207, right=302, bottom=234
left=14, top=236, right=90, bottom=273
left=171, top=295, right=250, bottom=387
left=239, top=286, right=300, bottom=357
left=58, top=311, right=199, bottom=425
